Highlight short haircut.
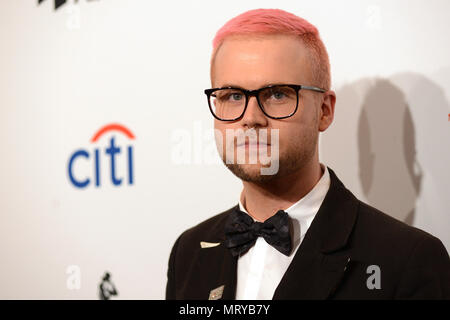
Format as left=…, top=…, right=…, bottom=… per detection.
left=210, top=8, right=331, bottom=90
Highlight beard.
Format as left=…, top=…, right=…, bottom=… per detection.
left=222, top=129, right=318, bottom=184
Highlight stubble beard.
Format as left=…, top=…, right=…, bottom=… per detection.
left=223, top=130, right=318, bottom=184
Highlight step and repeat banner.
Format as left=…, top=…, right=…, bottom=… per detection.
left=1, top=0, right=449, bottom=299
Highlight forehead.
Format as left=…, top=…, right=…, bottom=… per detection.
left=212, top=34, right=312, bottom=88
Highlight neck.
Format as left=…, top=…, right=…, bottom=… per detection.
left=240, top=158, right=323, bottom=222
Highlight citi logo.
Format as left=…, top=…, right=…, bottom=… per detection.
left=67, top=123, right=135, bottom=189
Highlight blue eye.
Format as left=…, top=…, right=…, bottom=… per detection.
left=273, top=91, right=285, bottom=99
left=231, top=93, right=243, bottom=100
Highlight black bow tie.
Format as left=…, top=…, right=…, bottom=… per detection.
left=224, top=207, right=292, bottom=257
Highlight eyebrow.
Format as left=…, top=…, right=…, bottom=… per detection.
left=217, top=82, right=286, bottom=89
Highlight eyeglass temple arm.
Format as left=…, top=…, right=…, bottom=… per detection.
left=300, top=85, right=326, bottom=93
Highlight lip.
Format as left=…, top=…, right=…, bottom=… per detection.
left=236, top=142, right=270, bottom=147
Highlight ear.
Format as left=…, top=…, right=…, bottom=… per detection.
left=318, top=90, right=336, bottom=132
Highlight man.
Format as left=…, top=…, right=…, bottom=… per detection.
left=166, top=8, right=450, bottom=299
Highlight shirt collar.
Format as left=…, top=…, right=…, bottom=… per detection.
left=238, top=163, right=331, bottom=242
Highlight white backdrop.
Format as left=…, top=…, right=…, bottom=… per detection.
left=0, top=0, right=449, bottom=299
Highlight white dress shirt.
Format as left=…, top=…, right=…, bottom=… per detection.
left=235, top=163, right=331, bottom=300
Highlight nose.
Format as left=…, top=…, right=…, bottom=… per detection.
left=240, top=95, right=268, bottom=128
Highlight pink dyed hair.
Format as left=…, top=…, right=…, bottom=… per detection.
left=210, top=8, right=331, bottom=90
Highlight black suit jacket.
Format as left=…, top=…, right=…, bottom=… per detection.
left=166, top=167, right=450, bottom=299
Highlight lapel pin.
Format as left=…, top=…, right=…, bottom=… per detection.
left=343, top=257, right=351, bottom=272
left=200, top=241, right=221, bottom=249
left=208, top=285, right=225, bottom=300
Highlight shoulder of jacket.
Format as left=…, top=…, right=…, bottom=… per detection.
left=175, top=204, right=237, bottom=247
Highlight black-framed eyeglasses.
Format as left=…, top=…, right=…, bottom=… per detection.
left=204, top=84, right=326, bottom=121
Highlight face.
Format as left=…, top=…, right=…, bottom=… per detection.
left=211, top=34, right=335, bottom=183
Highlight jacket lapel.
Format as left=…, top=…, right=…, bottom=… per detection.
left=195, top=206, right=239, bottom=299
left=194, top=167, right=359, bottom=300
left=273, top=167, right=358, bottom=299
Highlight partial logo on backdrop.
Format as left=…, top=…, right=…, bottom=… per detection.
left=38, top=0, right=68, bottom=10
left=99, top=271, right=118, bottom=300
left=37, top=0, right=98, bottom=11
left=67, top=123, right=135, bottom=189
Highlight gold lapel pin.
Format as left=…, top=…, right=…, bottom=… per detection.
left=200, top=241, right=221, bottom=249
left=208, top=285, right=225, bottom=300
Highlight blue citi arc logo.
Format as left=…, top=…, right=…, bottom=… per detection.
left=67, top=123, right=135, bottom=188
